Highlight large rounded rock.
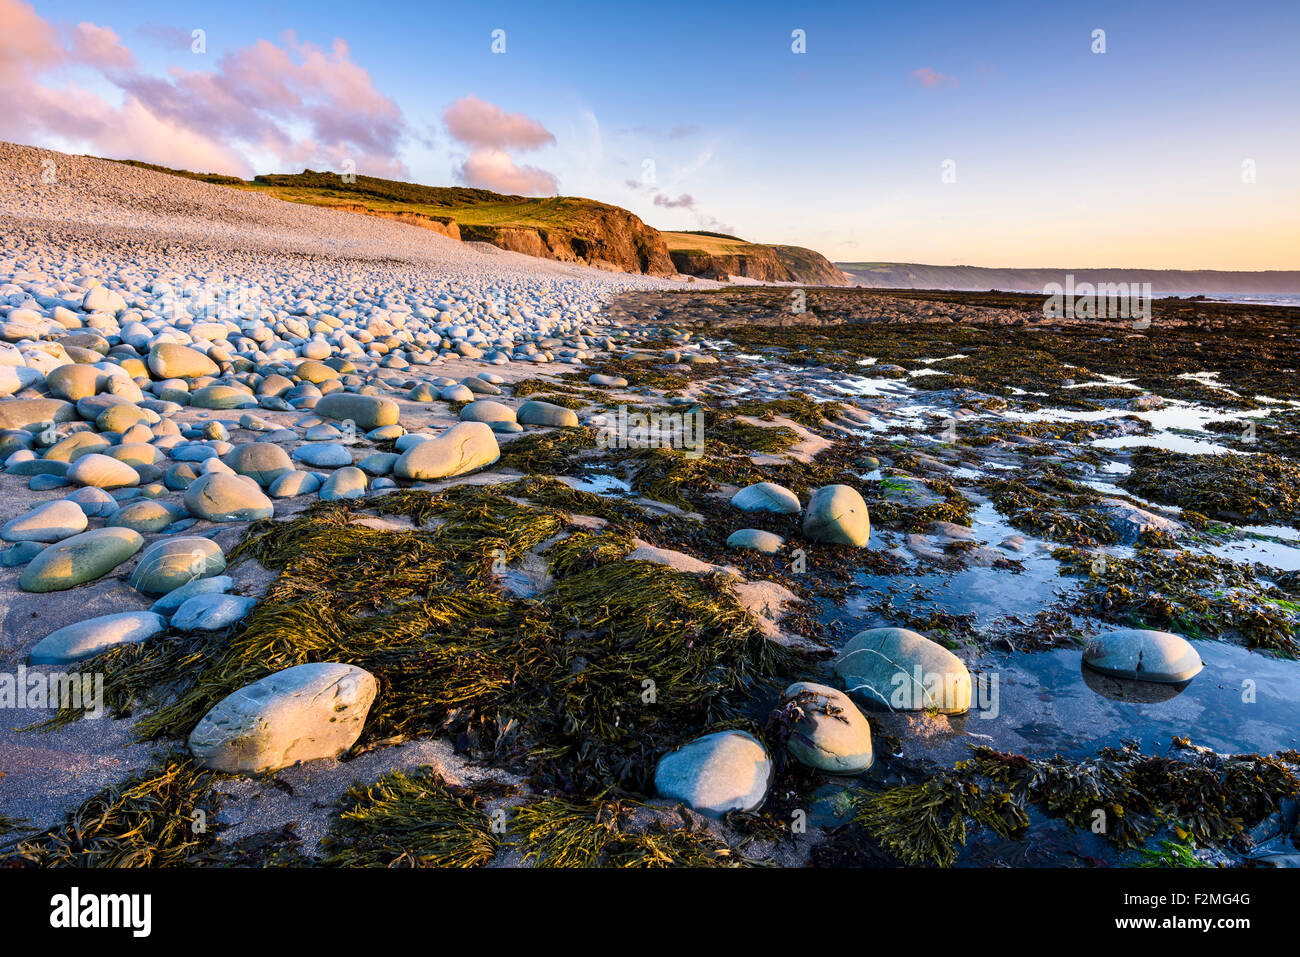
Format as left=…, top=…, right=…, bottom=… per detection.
left=222, top=442, right=294, bottom=487
left=459, top=399, right=517, bottom=425
left=67, top=452, right=140, bottom=489
left=150, top=574, right=234, bottom=614
left=0, top=397, right=77, bottom=432
left=653, top=730, right=772, bottom=816
left=190, top=384, right=255, bottom=409
left=1, top=500, right=88, bottom=543
left=394, top=421, right=500, bottom=480
left=778, top=682, right=874, bottom=773
left=107, top=499, right=183, bottom=533
left=171, top=593, right=258, bottom=631
left=292, top=443, right=352, bottom=468
left=183, top=472, right=274, bottom=522
left=294, top=360, right=339, bottom=384
left=129, top=536, right=227, bottom=595
left=319, top=466, right=368, bottom=500
left=268, top=470, right=323, bottom=497
left=314, top=392, right=398, bottom=431
left=188, top=663, right=379, bottom=773
left=834, top=627, right=971, bottom=713
left=148, top=343, right=218, bottom=379
left=1082, top=628, right=1203, bottom=683
left=29, top=611, right=166, bottom=665
left=726, top=528, right=785, bottom=554
left=517, top=400, right=580, bottom=428
left=19, top=526, right=143, bottom=592
left=731, top=481, right=801, bottom=515
left=46, top=364, right=104, bottom=401
left=803, top=484, right=870, bottom=547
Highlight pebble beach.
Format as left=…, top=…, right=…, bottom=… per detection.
left=2, top=141, right=1299, bottom=869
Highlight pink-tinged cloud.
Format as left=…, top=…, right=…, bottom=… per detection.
left=0, top=0, right=410, bottom=179
left=456, top=149, right=558, bottom=196
left=442, top=95, right=558, bottom=195
left=70, top=22, right=134, bottom=72
left=443, top=95, right=556, bottom=150
left=911, top=67, right=958, bottom=89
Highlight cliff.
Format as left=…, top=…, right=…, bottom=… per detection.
left=662, top=232, right=848, bottom=285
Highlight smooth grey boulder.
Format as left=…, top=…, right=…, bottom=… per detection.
left=268, top=470, right=323, bottom=497
left=148, top=343, right=218, bottom=379
left=394, top=421, right=499, bottom=480
left=67, top=453, right=140, bottom=489
left=19, top=527, right=143, bottom=592
left=190, top=384, right=256, bottom=409
left=517, top=400, right=580, bottom=428
left=292, top=443, right=352, bottom=468
left=803, top=484, right=870, bottom=547
left=653, top=730, right=772, bottom=816
left=731, top=481, right=801, bottom=515
left=183, top=472, right=274, bottom=522
left=726, top=528, right=785, bottom=554
left=1, top=541, right=44, bottom=566
left=459, top=399, right=517, bottom=424
left=222, top=442, right=294, bottom=487
left=171, top=593, right=258, bottom=632
left=151, top=574, right=234, bottom=614
left=129, top=536, right=226, bottom=595
left=1082, top=628, right=1203, bottom=683
left=834, top=626, right=971, bottom=713
left=319, top=466, right=367, bottom=500
left=0, top=397, right=77, bottom=432
left=108, top=499, right=185, bottom=533
left=188, top=663, right=378, bottom=773
left=30, top=611, right=166, bottom=665
left=314, top=392, right=399, bottom=431
left=778, top=682, right=874, bottom=773
left=1, top=500, right=88, bottom=543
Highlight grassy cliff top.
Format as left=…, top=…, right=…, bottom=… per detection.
left=105, top=161, right=633, bottom=232
left=660, top=231, right=762, bottom=255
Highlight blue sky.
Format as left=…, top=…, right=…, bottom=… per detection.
left=11, top=0, right=1300, bottom=268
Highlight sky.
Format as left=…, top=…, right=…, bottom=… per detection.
left=3, top=0, right=1298, bottom=269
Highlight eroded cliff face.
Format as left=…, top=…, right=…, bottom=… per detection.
left=669, top=244, right=849, bottom=285
left=460, top=205, right=676, bottom=276
left=280, top=186, right=675, bottom=276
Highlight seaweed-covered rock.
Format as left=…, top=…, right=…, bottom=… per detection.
left=778, top=682, right=874, bottom=773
